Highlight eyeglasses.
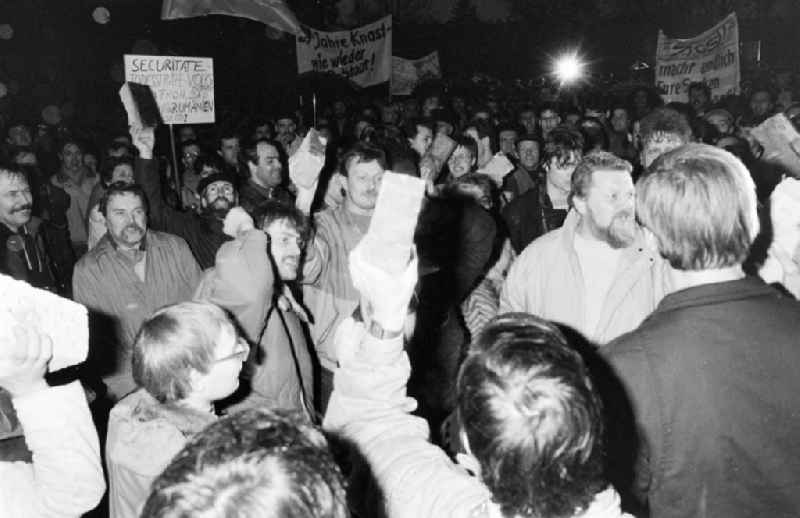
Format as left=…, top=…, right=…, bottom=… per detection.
left=214, top=337, right=250, bottom=363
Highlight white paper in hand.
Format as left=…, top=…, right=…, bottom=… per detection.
left=360, top=172, right=425, bottom=274
left=0, top=274, right=89, bottom=371
left=289, top=128, right=327, bottom=190
left=771, top=177, right=800, bottom=258
left=119, top=83, right=141, bottom=128
left=478, top=153, right=515, bottom=186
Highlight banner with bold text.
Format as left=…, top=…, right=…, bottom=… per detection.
left=391, top=51, right=441, bottom=96
left=124, top=54, right=215, bottom=124
left=655, top=12, right=740, bottom=103
left=296, top=16, right=392, bottom=87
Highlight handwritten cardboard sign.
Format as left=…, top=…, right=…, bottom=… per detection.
left=124, top=54, right=215, bottom=124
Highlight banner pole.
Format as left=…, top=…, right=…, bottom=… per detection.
left=169, top=123, right=181, bottom=205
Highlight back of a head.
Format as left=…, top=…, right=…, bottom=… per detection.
left=637, top=143, right=759, bottom=270
left=457, top=313, right=605, bottom=518
left=142, top=409, right=347, bottom=518
left=639, top=107, right=693, bottom=148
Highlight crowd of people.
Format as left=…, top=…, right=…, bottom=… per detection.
left=2, top=69, right=800, bottom=518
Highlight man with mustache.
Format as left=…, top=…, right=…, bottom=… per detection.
left=131, top=125, right=236, bottom=269
left=500, top=152, right=670, bottom=345
left=0, top=164, right=58, bottom=291
left=296, top=142, right=386, bottom=414
left=73, top=183, right=201, bottom=400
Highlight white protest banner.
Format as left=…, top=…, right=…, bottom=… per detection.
left=296, top=16, right=392, bottom=87
left=655, top=12, right=740, bottom=103
left=391, top=51, right=441, bottom=96
left=124, top=54, right=215, bottom=124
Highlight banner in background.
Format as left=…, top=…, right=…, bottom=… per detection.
left=655, top=12, right=740, bottom=103
left=296, top=16, right=392, bottom=87
left=391, top=51, right=441, bottom=96
left=124, top=54, right=215, bottom=124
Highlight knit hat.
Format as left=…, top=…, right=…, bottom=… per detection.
left=197, top=172, right=238, bottom=195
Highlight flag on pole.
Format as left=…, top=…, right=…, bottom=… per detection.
left=162, top=0, right=303, bottom=36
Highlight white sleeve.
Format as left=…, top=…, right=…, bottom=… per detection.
left=0, top=382, right=105, bottom=518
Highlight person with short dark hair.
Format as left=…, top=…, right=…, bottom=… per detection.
left=142, top=408, right=347, bottom=518
left=50, top=138, right=98, bottom=257
left=503, top=133, right=542, bottom=200
left=196, top=204, right=315, bottom=417
left=501, top=126, right=582, bottom=253
left=239, top=138, right=294, bottom=215
left=638, top=107, right=693, bottom=168
left=324, top=239, right=631, bottom=517
left=73, top=181, right=202, bottom=399
left=501, top=151, right=669, bottom=344
left=217, top=129, right=247, bottom=182
left=403, top=118, right=435, bottom=160
left=86, top=156, right=136, bottom=250
left=106, top=302, right=247, bottom=518
left=687, top=81, right=712, bottom=117
left=605, top=144, right=800, bottom=517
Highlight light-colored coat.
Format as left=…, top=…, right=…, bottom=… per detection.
left=499, top=210, right=670, bottom=344
left=0, top=382, right=105, bottom=518
left=323, top=319, right=632, bottom=518
left=106, top=389, right=216, bottom=518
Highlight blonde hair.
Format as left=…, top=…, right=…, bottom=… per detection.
left=637, top=144, right=759, bottom=270
left=132, top=302, right=234, bottom=403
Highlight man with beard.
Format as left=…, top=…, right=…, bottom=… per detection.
left=239, top=139, right=294, bottom=216
left=197, top=203, right=314, bottom=417
left=500, top=152, right=669, bottom=344
left=73, top=183, right=201, bottom=400
left=132, top=125, right=235, bottom=269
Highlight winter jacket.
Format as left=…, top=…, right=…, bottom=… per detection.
left=0, top=382, right=105, bottom=518
left=196, top=229, right=314, bottom=416
left=499, top=210, right=670, bottom=344
left=605, top=277, right=800, bottom=518
left=106, top=389, right=216, bottom=518
left=73, top=231, right=201, bottom=399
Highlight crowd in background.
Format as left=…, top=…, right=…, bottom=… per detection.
left=2, top=64, right=800, bottom=518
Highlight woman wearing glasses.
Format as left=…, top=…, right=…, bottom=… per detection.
left=105, top=301, right=248, bottom=518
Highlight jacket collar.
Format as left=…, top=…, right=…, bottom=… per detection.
left=655, top=276, right=777, bottom=315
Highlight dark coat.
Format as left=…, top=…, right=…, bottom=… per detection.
left=604, top=277, right=800, bottom=518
